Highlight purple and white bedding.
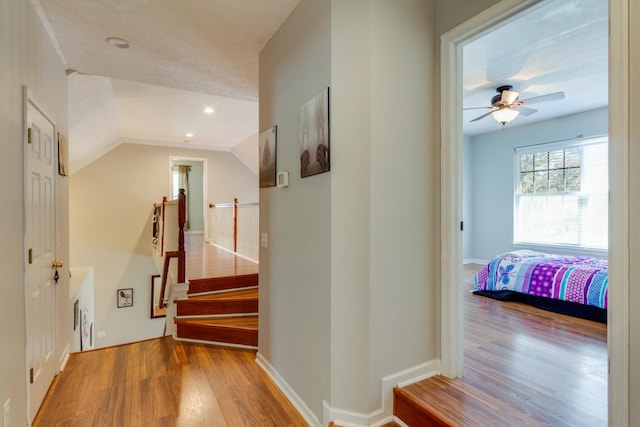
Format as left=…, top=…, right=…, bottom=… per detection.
left=474, top=250, right=608, bottom=309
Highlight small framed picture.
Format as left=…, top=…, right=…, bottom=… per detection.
left=259, top=126, right=277, bottom=188
left=117, top=288, right=134, bottom=308
left=73, top=299, right=79, bottom=330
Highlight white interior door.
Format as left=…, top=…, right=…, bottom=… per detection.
left=25, top=94, right=57, bottom=421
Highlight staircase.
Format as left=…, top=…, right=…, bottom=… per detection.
left=173, top=273, right=259, bottom=348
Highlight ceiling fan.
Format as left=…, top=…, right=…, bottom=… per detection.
left=465, top=85, right=565, bottom=126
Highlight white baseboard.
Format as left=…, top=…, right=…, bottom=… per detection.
left=255, top=352, right=440, bottom=427
left=464, top=258, right=487, bottom=265
left=323, top=358, right=440, bottom=427
left=58, top=343, right=70, bottom=372
left=255, top=352, right=321, bottom=427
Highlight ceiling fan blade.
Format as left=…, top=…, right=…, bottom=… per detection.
left=470, top=110, right=494, bottom=122
left=501, top=90, right=519, bottom=104
left=520, top=91, right=565, bottom=105
left=463, top=106, right=493, bottom=111
left=515, top=106, right=538, bottom=116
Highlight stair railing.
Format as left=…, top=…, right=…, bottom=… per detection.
left=158, top=189, right=186, bottom=309
left=207, top=198, right=259, bottom=261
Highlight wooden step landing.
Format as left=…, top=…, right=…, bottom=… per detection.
left=174, top=316, right=258, bottom=347
left=176, top=288, right=258, bottom=316
left=188, top=273, right=259, bottom=294
left=394, top=385, right=453, bottom=427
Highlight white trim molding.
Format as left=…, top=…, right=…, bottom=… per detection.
left=608, top=0, right=630, bottom=425
left=323, top=359, right=439, bottom=427
left=255, top=352, right=322, bottom=427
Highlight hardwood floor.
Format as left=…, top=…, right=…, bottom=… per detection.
left=185, top=234, right=258, bottom=280
left=33, top=337, right=307, bottom=426
left=397, top=263, right=607, bottom=426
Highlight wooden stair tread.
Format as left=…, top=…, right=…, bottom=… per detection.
left=186, top=288, right=258, bottom=301
left=188, top=273, right=259, bottom=294
left=175, top=316, right=258, bottom=329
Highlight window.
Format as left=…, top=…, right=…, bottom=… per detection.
left=514, top=137, right=608, bottom=250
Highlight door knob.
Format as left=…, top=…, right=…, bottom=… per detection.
left=51, top=260, right=64, bottom=269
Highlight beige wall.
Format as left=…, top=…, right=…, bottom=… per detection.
left=0, top=0, right=69, bottom=425
left=70, top=143, right=257, bottom=348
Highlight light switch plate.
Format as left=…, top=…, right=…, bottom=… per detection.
left=260, top=233, right=268, bottom=248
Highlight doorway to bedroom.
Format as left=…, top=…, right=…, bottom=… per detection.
left=457, top=0, right=609, bottom=423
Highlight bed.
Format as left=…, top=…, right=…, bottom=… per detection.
left=473, top=250, right=608, bottom=322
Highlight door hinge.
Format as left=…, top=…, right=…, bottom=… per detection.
left=460, top=221, right=464, bottom=231
left=29, top=368, right=34, bottom=384
left=28, top=248, right=33, bottom=264
left=27, top=127, right=32, bottom=144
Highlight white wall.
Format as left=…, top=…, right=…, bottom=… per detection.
left=69, top=143, right=257, bottom=348
left=0, top=1, right=69, bottom=425
left=258, top=0, right=332, bottom=421
left=260, top=0, right=437, bottom=423
left=466, top=107, right=608, bottom=261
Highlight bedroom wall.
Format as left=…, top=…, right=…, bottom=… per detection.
left=467, top=107, right=608, bottom=262
left=0, top=0, right=69, bottom=425
left=69, top=143, right=257, bottom=348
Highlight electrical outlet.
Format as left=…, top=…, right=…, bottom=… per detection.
left=97, top=331, right=106, bottom=338
left=4, top=398, right=10, bottom=427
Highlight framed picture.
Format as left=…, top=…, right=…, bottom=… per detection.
left=57, top=132, right=68, bottom=176
left=299, top=87, right=330, bottom=178
left=117, top=288, right=133, bottom=308
left=259, top=126, right=277, bottom=188
left=150, top=275, right=166, bottom=318
left=73, top=299, right=79, bottom=330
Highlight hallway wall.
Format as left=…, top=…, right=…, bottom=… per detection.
left=0, top=1, right=69, bottom=425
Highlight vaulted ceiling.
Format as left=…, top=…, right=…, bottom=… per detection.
left=35, top=0, right=300, bottom=173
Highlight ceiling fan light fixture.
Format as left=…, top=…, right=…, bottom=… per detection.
left=106, top=37, right=130, bottom=49
left=492, top=107, right=519, bottom=125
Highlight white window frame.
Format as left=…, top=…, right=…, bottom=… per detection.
left=513, top=136, right=608, bottom=257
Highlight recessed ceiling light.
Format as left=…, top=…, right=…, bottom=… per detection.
left=106, top=37, right=130, bottom=49
left=203, top=107, right=214, bottom=114
left=185, top=133, right=194, bottom=138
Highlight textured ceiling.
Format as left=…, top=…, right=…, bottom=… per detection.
left=35, top=0, right=300, bottom=173
left=462, top=0, right=608, bottom=135
left=36, top=0, right=608, bottom=173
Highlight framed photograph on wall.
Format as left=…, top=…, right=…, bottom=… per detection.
left=150, top=275, right=166, bottom=318
left=259, top=126, right=277, bottom=188
left=299, top=87, right=330, bottom=178
left=57, top=132, right=68, bottom=176
left=117, top=288, right=133, bottom=308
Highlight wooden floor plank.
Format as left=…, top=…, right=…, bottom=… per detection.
left=33, top=337, right=307, bottom=426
